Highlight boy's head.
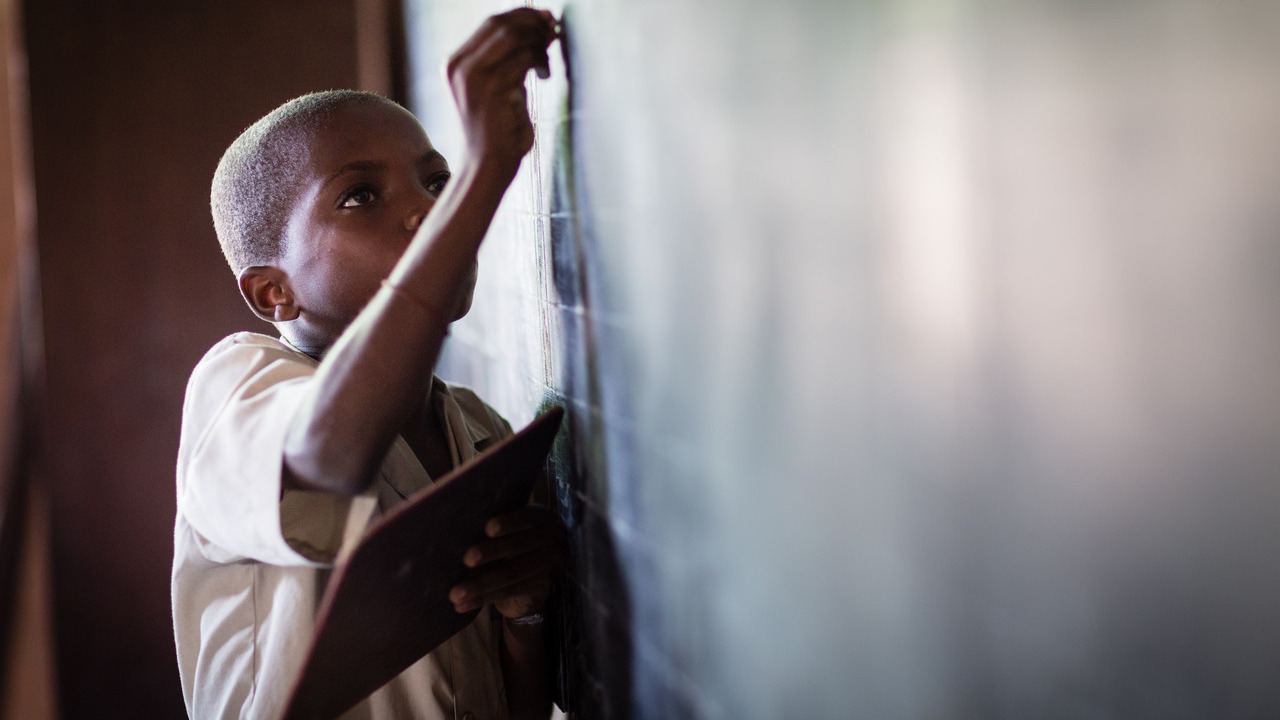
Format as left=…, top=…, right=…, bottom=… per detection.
left=212, top=90, right=463, bottom=354
left=211, top=90, right=392, bottom=275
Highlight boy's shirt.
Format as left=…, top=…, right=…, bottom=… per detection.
left=172, top=332, right=513, bottom=720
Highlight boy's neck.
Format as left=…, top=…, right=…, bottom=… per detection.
left=276, top=330, right=453, bottom=477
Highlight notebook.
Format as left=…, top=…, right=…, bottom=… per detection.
left=282, top=406, right=564, bottom=720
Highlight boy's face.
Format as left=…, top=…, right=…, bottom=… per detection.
left=275, top=99, right=473, bottom=351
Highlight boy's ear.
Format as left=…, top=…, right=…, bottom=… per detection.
left=238, top=266, right=299, bottom=323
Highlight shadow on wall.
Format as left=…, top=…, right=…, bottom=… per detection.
left=543, top=19, right=634, bottom=717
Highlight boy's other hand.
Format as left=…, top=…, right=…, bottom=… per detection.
left=447, top=8, right=558, bottom=179
left=450, top=504, right=565, bottom=620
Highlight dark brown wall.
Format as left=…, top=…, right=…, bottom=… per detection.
left=24, top=2, right=362, bottom=715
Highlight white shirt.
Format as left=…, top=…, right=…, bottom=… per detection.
left=172, top=332, right=512, bottom=720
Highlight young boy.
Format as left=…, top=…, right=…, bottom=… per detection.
left=172, top=9, right=562, bottom=720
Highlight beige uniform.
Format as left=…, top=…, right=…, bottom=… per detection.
left=172, top=332, right=513, bottom=720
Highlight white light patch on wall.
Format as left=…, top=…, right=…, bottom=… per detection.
left=879, top=18, right=981, bottom=382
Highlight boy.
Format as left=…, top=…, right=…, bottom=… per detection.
left=172, top=9, right=562, bottom=720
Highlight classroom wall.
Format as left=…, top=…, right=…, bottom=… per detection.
left=409, top=1, right=1280, bottom=718
left=0, top=0, right=58, bottom=716
left=22, top=1, right=387, bottom=715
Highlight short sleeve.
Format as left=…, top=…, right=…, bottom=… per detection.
left=177, top=333, right=354, bottom=567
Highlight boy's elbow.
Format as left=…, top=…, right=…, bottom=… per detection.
left=282, top=429, right=376, bottom=497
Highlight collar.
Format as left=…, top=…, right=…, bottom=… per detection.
left=278, top=334, right=321, bottom=365
left=429, top=376, right=493, bottom=453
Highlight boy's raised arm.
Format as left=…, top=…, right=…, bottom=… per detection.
left=281, top=9, right=557, bottom=496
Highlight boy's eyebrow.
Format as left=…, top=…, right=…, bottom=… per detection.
left=324, top=150, right=448, bottom=184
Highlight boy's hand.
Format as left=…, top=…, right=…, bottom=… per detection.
left=450, top=505, right=565, bottom=620
left=447, top=8, right=558, bottom=178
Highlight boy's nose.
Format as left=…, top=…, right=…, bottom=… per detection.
left=404, top=209, right=427, bottom=231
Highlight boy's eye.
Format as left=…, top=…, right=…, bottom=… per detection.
left=426, top=173, right=451, bottom=196
left=339, top=185, right=378, bottom=208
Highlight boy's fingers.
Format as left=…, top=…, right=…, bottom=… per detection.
left=478, top=575, right=549, bottom=610
left=454, top=576, right=550, bottom=616
left=451, top=43, right=548, bottom=108
left=490, top=504, right=564, bottom=533
left=455, top=579, right=550, bottom=616
left=496, top=7, right=558, bottom=41
left=495, top=49, right=551, bottom=87
left=449, top=8, right=552, bottom=60
left=464, top=525, right=562, bottom=568
left=453, top=14, right=554, bottom=75
left=466, top=509, right=564, bottom=565
left=450, top=552, right=558, bottom=610
left=484, top=507, right=544, bottom=537
left=474, top=31, right=552, bottom=77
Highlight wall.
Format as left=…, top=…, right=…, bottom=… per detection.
left=22, top=1, right=384, bottom=715
left=409, top=1, right=1280, bottom=718
left=0, top=0, right=57, bottom=716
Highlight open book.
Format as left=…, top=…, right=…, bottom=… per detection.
left=282, top=407, right=564, bottom=720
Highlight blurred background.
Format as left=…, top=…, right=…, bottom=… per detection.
left=2, top=0, right=1279, bottom=718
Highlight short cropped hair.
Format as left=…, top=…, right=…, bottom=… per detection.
left=211, top=90, right=395, bottom=274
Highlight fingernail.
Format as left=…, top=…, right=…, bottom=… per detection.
left=450, top=587, right=467, bottom=604
left=536, top=64, right=550, bottom=80
left=464, top=549, right=481, bottom=567
left=486, top=521, right=501, bottom=537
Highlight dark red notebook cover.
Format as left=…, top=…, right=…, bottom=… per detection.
left=282, top=407, right=563, bottom=720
